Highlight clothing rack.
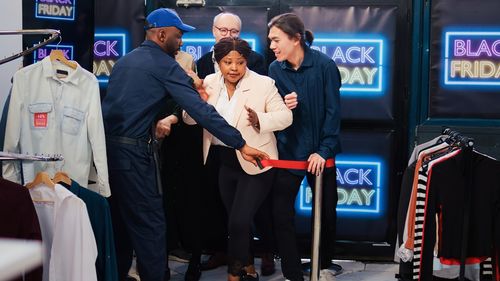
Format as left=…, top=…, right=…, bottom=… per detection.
left=0, top=29, right=61, bottom=65
left=0, top=151, right=63, bottom=161
left=441, top=127, right=474, bottom=281
left=399, top=128, right=496, bottom=281
left=0, top=151, right=64, bottom=185
left=441, top=127, right=474, bottom=148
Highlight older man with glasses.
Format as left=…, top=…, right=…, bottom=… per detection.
left=196, top=12, right=267, bottom=79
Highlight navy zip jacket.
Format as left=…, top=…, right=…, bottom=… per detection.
left=102, top=40, right=244, bottom=149
left=268, top=46, right=341, bottom=175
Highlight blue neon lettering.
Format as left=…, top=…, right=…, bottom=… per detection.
left=344, top=168, right=359, bottom=185
left=346, top=189, right=363, bottom=205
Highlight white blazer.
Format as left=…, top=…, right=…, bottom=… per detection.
left=183, top=69, right=292, bottom=175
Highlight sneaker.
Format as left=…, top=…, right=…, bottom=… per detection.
left=127, top=269, right=140, bottom=281
left=302, top=262, right=343, bottom=276
left=326, top=263, right=343, bottom=276
left=241, top=271, right=259, bottom=281
left=168, top=248, right=191, bottom=263
left=301, top=262, right=311, bottom=275
left=319, top=269, right=336, bottom=281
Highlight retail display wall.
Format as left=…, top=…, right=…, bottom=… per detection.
left=22, top=0, right=94, bottom=71
left=158, top=0, right=410, bottom=260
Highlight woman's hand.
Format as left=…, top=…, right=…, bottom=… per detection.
left=284, top=92, right=298, bottom=109
left=307, top=153, right=326, bottom=176
left=245, top=105, right=260, bottom=130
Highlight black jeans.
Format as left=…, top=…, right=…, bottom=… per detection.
left=215, top=145, right=276, bottom=275
left=273, top=168, right=338, bottom=281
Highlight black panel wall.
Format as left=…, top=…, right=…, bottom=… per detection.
left=153, top=0, right=411, bottom=261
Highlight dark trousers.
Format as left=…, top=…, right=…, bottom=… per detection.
left=254, top=191, right=275, bottom=255
left=107, top=142, right=166, bottom=281
left=160, top=124, right=204, bottom=255
left=215, top=146, right=275, bottom=275
left=188, top=140, right=227, bottom=264
left=273, top=168, right=338, bottom=281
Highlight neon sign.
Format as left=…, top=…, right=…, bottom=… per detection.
left=312, top=36, right=386, bottom=96
left=443, top=30, right=500, bottom=87
left=296, top=156, right=384, bottom=216
left=35, top=0, right=76, bottom=21
left=93, top=32, right=127, bottom=85
left=33, top=44, right=74, bottom=63
left=180, top=33, right=258, bottom=61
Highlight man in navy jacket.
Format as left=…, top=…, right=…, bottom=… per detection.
left=102, top=8, right=267, bottom=281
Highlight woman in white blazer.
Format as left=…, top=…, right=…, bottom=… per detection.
left=184, top=37, right=292, bottom=281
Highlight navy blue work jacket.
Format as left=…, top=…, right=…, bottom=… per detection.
left=268, top=47, right=341, bottom=174
left=102, top=40, right=244, bottom=149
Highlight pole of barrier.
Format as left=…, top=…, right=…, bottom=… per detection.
left=310, top=172, right=323, bottom=281
left=258, top=158, right=334, bottom=281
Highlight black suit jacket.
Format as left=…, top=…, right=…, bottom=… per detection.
left=196, top=50, right=267, bottom=79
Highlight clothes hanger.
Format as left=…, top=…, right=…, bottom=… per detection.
left=26, top=171, right=55, bottom=189
left=53, top=171, right=71, bottom=186
left=50, top=50, right=77, bottom=70
left=49, top=35, right=77, bottom=70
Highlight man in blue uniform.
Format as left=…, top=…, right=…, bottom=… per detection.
left=101, top=8, right=268, bottom=281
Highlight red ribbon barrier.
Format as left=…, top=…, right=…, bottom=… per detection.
left=259, top=158, right=335, bottom=170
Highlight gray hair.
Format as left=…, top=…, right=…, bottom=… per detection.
left=213, top=12, right=242, bottom=30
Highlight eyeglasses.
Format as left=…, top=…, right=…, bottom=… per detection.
left=214, top=26, right=240, bottom=36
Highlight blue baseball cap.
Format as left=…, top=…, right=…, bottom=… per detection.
left=145, top=8, right=195, bottom=32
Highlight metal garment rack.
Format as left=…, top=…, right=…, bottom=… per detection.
left=440, top=127, right=475, bottom=281
left=0, top=151, right=63, bottom=162
left=0, top=151, right=64, bottom=185
left=0, top=29, right=61, bottom=65
left=441, top=127, right=474, bottom=148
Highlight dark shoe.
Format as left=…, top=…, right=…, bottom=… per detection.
left=184, top=262, right=201, bottom=281
left=200, top=252, right=227, bottom=271
left=169, top=248, right=192, bottom=263
left=260, top=253, right=275, bottom=276
left=165, top=268, right=171, bottom=280
left=241, top=271, right=259, bottom=281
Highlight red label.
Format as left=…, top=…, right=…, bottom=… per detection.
left=34, top=113, right=48, bottom=128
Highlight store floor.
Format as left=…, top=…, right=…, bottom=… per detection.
left=163, top=258, right=399, bottom=280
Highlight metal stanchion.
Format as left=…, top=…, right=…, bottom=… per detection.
left=310, top=172, right=323, bottom=281
left=258, top=158, right=335, bottom=281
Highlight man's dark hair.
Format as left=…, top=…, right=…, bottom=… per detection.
left=213, top=37, right=251, bottom=63
left=268, top=13, right=314, bottom=47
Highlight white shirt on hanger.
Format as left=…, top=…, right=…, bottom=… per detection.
left=2, top=56, right=110, bottom=197
left=29, top=183, right=97, bottom=281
